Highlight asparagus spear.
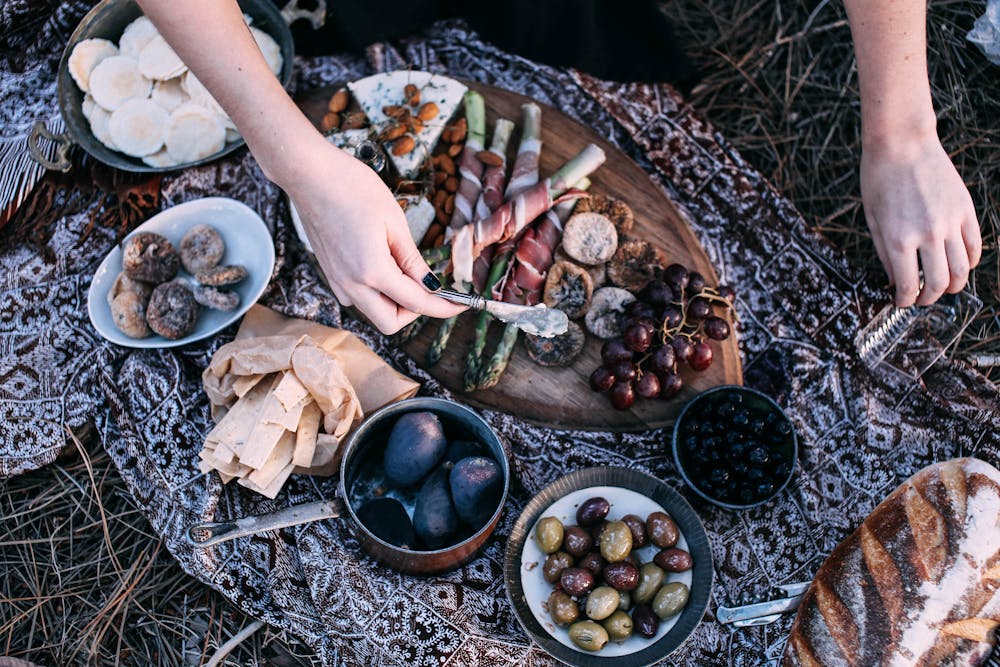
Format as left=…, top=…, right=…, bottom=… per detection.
left=477, top=179, right=591, bottom=389
left=462, top=104, right=543, bottom=390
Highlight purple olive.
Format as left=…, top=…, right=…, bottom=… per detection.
left=646, top=511, right=679, bottom=549
left=631, top=603, right=660, bottom=638
left=653, top=547, right=693, bottom=572
left=578, top=551, right=606, bottom=576
left=560, top=567, right=596, bottom=597
left=576, top=497, right=611, bottom=526
left=603, top=561, right=640, bottom=591
left=621, top=514, right=648, bottom=548
left=563, top=526, right=594, bottom=558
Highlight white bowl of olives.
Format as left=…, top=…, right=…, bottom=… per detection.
left=504, top=467, right=713, bottom=667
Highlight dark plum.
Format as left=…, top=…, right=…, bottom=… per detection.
left=449, top=456, right=503, bottom=527
left=413, top=468, right=458, bottom=549
left=383, top=411, right=447, bottom=487
left=355, top=497, right=416, bottom=549
left=445, top=439, right=484, bottom=463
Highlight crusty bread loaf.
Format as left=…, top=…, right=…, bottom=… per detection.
left=783, top=458, right=1000, bottom=667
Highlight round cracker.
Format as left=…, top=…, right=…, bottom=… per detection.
left=250, top=27, right=282, bottom=75
left=119, top=16, right=159, bottom=57
left=164, top=102, right=225, bottom=163
left=138, top=35, right=187, bottom=81
left=68, top=38, right=118, bottom=93
left=142, top=149, right=177, bottom=168
left=89, top=105, right=118, bottom=151
left=109, top=98, right=168, bottom=157
left=181, top=72, right=225, bottom=117
left=561, top=212, right=619, bottom=265
left=82, top=94, right=97, bottom=121
left=88, top=56, right=151, bottom=111
left=151, top=78, right=189, bottom=112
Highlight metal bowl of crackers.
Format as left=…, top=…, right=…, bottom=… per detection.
left=28, top=0, right=293, bottom=174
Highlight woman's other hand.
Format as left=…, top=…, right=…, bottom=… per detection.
left=860, top=130, right=981, bottom=307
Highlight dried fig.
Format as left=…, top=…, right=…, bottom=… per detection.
left=122, top=232, right=179, bottom=283
left=584, top=287, right=636, bottom=339
left=607, top=239, right=666, bottom=292
left=106, top=271, right=152, bottom=307
left=180, top=224, right=225, bottom=274
left=110, top=291, right=151, bottom=338
left=573, top=194, right=634, bottom=234
left=146, top=280, right=199, bottom=339
left=523, top=321, right=585, bottom=367
left=543, top=261, right=594, bottom=319
left=561, top=213, right=618, bottom=266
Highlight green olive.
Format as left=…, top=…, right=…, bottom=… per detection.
left=599, top=520, right=633, bottom=563
left=585, top=586, right=619, bottom=621
left=548, top=589, right=580, bottom=626
left=602, top=609, right=633, bottom=642
left=633, top=562, right=665, bottom=604
left=536, top=516, right=565, bottom=554
left=617, top=590, right=631, bottom=611
left=568, top=620, right=609, bottom=651
left=652, top=581, right=690, bottom=619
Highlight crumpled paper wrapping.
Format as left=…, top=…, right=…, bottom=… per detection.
left=199, top=305, right=420, bottom=496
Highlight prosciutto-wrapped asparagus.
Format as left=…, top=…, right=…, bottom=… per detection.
left=470, top=118, right=515, bottom=293
left=478, top=180, right=590, bottom=390
left=451, top=143, right=606, bottom=287
left=463, top=105, right=543, bottom=390
left=447, top=91, right=487, bottom=232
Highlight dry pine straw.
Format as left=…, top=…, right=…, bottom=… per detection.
left=2, top=2, right=999, bottom=665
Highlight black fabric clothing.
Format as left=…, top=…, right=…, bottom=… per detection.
left=287, top=0, right=698, bottom=92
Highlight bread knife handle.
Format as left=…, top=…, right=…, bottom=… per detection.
left=717, top=595, right=804, bottom=625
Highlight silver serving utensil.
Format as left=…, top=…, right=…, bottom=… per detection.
left=434, top=287, right=568, bottom=338
left=717, top=582, right=810, bottom=626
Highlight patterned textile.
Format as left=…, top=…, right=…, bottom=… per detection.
left=2, top=4, right=998, bottom=666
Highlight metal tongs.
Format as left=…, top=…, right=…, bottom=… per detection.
left=717, top=582, right=810, bottom=627
left=432, top=286, right=569, bottom=338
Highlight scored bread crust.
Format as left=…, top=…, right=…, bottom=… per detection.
left=783, top=458, right=1000, bottom=667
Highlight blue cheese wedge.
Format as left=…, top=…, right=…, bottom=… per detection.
left=401, top=195, right=435, bottom=244
left=347, top=71, right=467, bottom=178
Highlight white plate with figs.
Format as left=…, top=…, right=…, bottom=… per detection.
left=87, top=197, right=274, bottom=348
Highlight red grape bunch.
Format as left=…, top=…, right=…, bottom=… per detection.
left=589, top=263, right=737, bottom=410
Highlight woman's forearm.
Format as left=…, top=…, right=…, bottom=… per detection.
left=843, top=0, right=936, bottom=152
left=135, top=0, right=332, bottom=187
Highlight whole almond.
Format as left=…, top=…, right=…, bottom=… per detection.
left=433, top=188, right=448, bottom=207
left=433, top=233, right=445, bottom=248
left=341, top=111, right=367, bottom=129
left=433, top=171, right=448, bottom=186
left=438, top=154, right=456, bottom=175
left=440, top=126, right=455, bottom=144
left=435, top=208, right=449, bottom=225
left=408, top=119, right=424, bottom=134
left=447, top=143, right=463, bottom=157
left=416, top=102, right=439, bottom=121
left=444, top=176, right=459, bottom=193
left=320, top=112, right=341, bottom=132
left=383, top=105, right=410, bottom=121
left=404, top=83, right=420, bottom=107
left=476, top=150, right=504, bottom=168
left=395, top=197, right=408, bottom=209
left=450, top=118, right=467, bottom=142
left=420, top=222, right=444, bottom=247
left=378, top=122, right=406, bottom=141
left=391, top=135, right=416, bottom=156
left=327, top=89, right=349, bottom=113
left=444, top=194, right=455, bottom=215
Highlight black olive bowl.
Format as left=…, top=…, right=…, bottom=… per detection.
left=504, top=467, right=713, bottom=667
left=672, top=385, right=798, bottom=510
left=37, top=0, right=293, bottom=173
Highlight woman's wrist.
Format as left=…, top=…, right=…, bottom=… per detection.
left=861, top=104, right=938, bottom=159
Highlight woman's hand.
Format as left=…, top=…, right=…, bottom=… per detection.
left=860, top=132, right=981, bottom=307
left=285, top=141, right=465, bottom=333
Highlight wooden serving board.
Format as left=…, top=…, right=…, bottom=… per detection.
left=297, top=81, right=742, bottom=431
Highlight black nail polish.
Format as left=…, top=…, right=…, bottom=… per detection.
left=422, top=272, right=442, bottom=291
